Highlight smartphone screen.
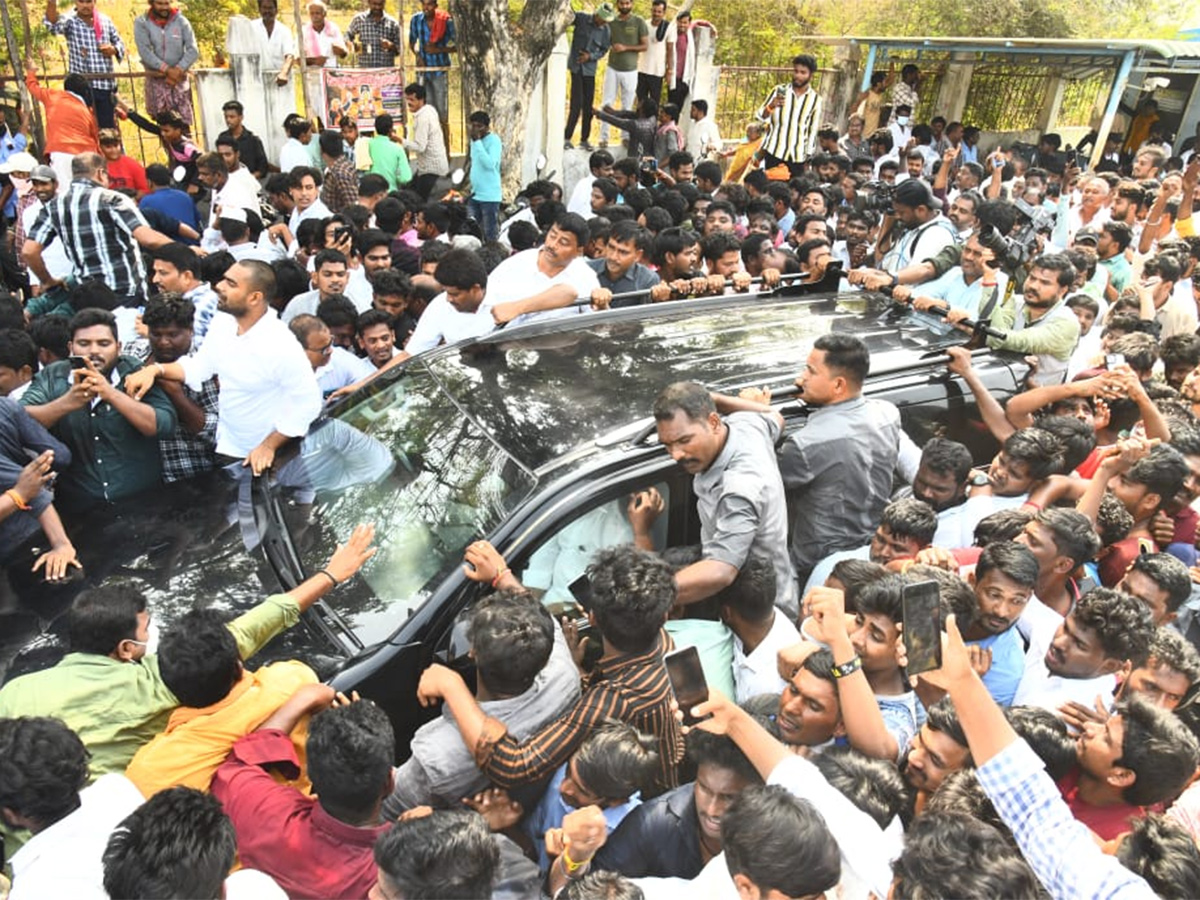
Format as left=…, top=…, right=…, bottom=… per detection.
left=568, top=573, right=592, bottom=612
left=664, top=646, right=709, bottom=725
left=68, top=355, right=88, bottom=370
left=902, top=580, right=942, bottom=676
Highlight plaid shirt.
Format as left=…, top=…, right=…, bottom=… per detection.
left=320, top=155, right=360, bottom=213
left=44, top=11, right=126, bottom=91
left=159, top=373, right=219, bottom=483
left=346, top=12, right=400, bottom=68
left=976, top=740, right=1156, bottom=900
left=408, top=10, right=455, bottom=69
left=28, top=179, right=151, bottom=299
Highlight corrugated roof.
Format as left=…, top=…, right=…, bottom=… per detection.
left=811, top=36, right=1200, bottom=62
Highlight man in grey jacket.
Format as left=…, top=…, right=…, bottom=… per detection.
left=134, top=0, right=200, bottom=125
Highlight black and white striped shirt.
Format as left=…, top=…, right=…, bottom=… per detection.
left=759, top=84, right=823, bottom=164
left=28, top=179, right=151, bottom=300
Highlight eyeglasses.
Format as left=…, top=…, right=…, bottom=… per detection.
left=310, top=341, right=334, bottom=356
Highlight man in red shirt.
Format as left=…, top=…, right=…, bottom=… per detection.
left=99, top=129, right=148, bottom=198
left=211, top=688, right=394, bottom=899
left=1061, top=697, right=1198, bottom=840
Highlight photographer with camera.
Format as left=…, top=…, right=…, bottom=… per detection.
left=875, top=180, right=957, bottom=276
left=891, top=228, right=1007, bottom=322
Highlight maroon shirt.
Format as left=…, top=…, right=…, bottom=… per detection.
left=1057, top=766, right=1144, bottom=840
left=211, top=729, right=390, bottom=900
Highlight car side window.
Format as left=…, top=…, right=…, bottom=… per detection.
left=518, top=482, right=672, bottom=616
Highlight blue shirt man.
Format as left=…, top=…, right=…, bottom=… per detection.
left=963, top=541, right=1040, bottom=707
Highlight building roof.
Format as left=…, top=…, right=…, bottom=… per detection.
left=811, top=36, right=1200, bottom=69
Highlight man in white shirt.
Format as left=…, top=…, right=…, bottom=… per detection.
left=878, top=179, right=957, bottom=275
left=635, top=0, right=674, bottom=108
left=893, top=230, right=1007, bottom=322
left=685, top=99, right=721, bottom=159
left=285, top=166, right=332, bottom=236
left=567, top=149, right=615, bottom=217
left=124, top=260, right=322, bottom=475
left=250, top=0, right=296, bottom=83
left=1014, top=587, right=1156, bottom=721
left=282, top=248, right=353, bottom=322
left=0, top=717, right=144, bottom=900
left=402, top=82, right=448, bottom=196
left=719, top=556, right=800, bottom=703
left=278, top=116, right=315, bottom=173
left=483, top=213, right=601, bottom=327
left=196, top=151, right=261, bottom=253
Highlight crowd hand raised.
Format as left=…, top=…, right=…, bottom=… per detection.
left=560, top=615, right=590, bottom=670
left=1059, top=696, right=1109, bottom=732
left=323, top=522, right=378, bottom=582
left=463, top=788, right=523, bottom=832
left=677, top=687, right=739, bottom=736
left=1099, top=435, right=1159, bottom=472
left=1151, top=510, right=1177, bottom=548
left=904, top=613, right=971, bottom=693
left=802, top=585, right=849, bottom=642
left=776, top=639, right=820, bottom=681
left=462, top=539, right=506, bottom=583
left=627, top=487, right=664, bottom=534
left=14, top=450, right=55, bottom=505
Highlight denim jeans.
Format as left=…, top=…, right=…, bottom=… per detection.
left=468, top=199, right=500, bottom=242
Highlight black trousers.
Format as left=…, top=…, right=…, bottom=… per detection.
left=92, top=89, right=117, bottom=129
left=762, top=150, right=807, bottom=180
left=637, top=73, right=664, bottom=106
left=565, top=72, right=597, bottom=142
left=667, top=81, right=689, bottom=110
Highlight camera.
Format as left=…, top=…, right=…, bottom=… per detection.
left=333, top=226, right=353, bottom=243
left=858, top=180, right=895, bottom=216
left=984, top=198, right=1055, bottom=272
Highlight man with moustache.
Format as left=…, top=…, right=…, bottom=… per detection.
left=652, top=380, right=798, bottom=616
left=778, top=333, right=905, bottom=588
left=979, top=252, right=1080, bottom=386
left=123, top=260, right=320, bottom=476
left=757, top=54, right=823, bottom=178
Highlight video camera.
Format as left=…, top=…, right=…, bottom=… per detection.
left=986, top=198, right=1055, bottom=272
left=858, top=180, right=895, bottom=216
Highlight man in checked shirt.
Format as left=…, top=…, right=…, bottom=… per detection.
left=44, top=0, right=126, bottom=128
left=416, top=542, right=685, bottom=798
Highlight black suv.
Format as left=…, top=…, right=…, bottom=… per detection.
left=2, top=289, right=1029, bottom=755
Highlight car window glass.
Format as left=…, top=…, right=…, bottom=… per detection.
left=278, top=365, right=537, bottom=647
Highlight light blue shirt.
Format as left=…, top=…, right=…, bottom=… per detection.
left=469, top=131, right=503, bottom=203
left=0, top=131, right=28, bottom=217
left=968, top=626, right=1024, bottom=707
left=918, top=267, right=1008, bottom=320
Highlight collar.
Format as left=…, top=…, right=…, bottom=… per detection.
left=593, top=629, right=671, bottom=680
left=310, top=801, right=390, bottom=846
left=807, top=395, right=866, bottom=417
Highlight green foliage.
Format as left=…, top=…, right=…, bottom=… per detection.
left=182, top=0, right=260, bottom=59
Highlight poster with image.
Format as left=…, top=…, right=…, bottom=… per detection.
left=323, top=68, right=405, bottom=134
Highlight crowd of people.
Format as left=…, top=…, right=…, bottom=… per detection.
left=3, top=0, right=1200, bottom=895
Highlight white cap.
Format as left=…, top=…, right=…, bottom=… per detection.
left=0, top=151, right=38, bottom=175
left=218, top=206, right=248, bottom=223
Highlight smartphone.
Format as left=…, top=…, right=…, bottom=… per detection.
left=647, top=158, right=658, bottom=171
left=1106, top=352, right=1126, bottom=370
left=67, top=355, right=89, bottom=381
left=568, top=572, right=592, bottom=612
left=773, top=86, right=787, bottom=101
left=901, top=580, right=942, bottom=676
left=664, top=646, right=709, bottom=725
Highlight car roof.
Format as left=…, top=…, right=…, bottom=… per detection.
left=356, top=291, right=970, bottom=473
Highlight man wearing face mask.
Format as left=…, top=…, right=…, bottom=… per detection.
left=0, top=152, right=36, bottom=294
left=888, top=65, right=920, bottom=126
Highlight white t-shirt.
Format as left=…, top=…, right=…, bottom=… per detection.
left=637, top=20, right=675, bottom=78
left=732, top=610, right=801, bottom=703
left=179, top=309, right=321, bottom=457
left=315, top=346, right=375, bottom=396
left=405, top=293, right=495, bottom=356
left=22, top=200, right=72, bottom=285
left=9, top=773, right=144, bottom=900
left=279, top=138, right=314, bottom=174
left=686, top=116, right=722, bottom=158
left=288, top=198, right=331, bottom=234
left=566, top=174, right=597, bottom=218
left=481, top=248, right=601, bottom=328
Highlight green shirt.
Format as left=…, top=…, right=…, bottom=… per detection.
left=20, top=356, right=178, bottom=505
left=368, top=134, right=413, bottom=191
left=607, top=15, right=647, bottom=72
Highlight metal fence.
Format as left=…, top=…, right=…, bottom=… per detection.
left=961, top=63, right=1108, bottom=132
left=715, top=65, right=827, bottom=141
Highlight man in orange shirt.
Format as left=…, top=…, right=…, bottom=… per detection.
left=24, top=58, right=100, bottom=191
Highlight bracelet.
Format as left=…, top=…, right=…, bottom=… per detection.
left=491, top=565, right=509, bottom=589
left=561, top=848, right=592, bottom=874
left=831, top=656, right=863, bottom=679
left=1147, top=219, right=1163, bottom=227
left=5, top=488, right=30, bottom=510
left=318, top=568, right=339, bottom=587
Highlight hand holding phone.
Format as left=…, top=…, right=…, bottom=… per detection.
left=901, top=580, right=942, bottom=676
left=665, top=646, right=709, bottom=725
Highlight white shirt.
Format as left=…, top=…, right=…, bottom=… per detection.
left=566, top=174, right=597, bottom=217
left=732, top=610, right=801, bottom=703
left=345, top=265, right=374, bottom=312
left=279, top=138, right=314, bottom=174
left=315, top=346, right=375, bottom=396
left=637, top=20, right=675, bottom=77
left=22, top=199, right=72, bottom=285
left=211, top=166, right=261, bottom=225
left=288, top=198, right=332, bottom=235
left=405, top=293, right=495, bottom=356
left=225, top=869, right=287, bottom=899
left=1013, top=660, right=1116, bottom=718
left=931, top=500, right=974, bottom=550
left=282, top=288, right=323, bottom=323
left=179, top=309, right=321, bottom=457
left=686, top=116, right=722, bottom=158
left=1017, top=593, right=1066, bottom=667
left=481, top=248, right=601, bottom=328
left=9, top=773, right=144, bottom=900
left=250, top=18, right=296, bottom=71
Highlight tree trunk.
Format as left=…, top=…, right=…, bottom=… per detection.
left=449, top=0, right=573, bottom=200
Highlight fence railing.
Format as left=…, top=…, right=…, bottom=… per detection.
left=714, top=65, right=828, bottom=142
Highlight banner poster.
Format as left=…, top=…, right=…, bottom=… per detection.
left=323, top=68, right=405, bottom=134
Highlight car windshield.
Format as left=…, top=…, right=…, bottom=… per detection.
left=275, top=362, right=537, bottom=647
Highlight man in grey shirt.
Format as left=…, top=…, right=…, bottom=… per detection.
left=382, top=591, right=580, bottom=816
left=780, top=333, right=905, bottom=585
left=653, top=381, right=798, bottom=618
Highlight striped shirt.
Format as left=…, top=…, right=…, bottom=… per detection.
left=44, top=12, right=126, bottom=91
left=758, top=84, right=822, bottom=164
left=28, top=179, right=151, bottom=299
left=479, top=629, right=685, bottom=795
